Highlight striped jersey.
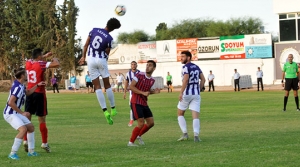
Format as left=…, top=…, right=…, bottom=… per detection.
left=181, top=62, right=202, bottom=95
left=130, top=72, right=155, bottom=106
left=26, top=59, right=50, bottom=93
left=88, top=28, right=113, bottom=59
left=126, top=69, right=140, bottom=84
left=3, top=80, right=26, bottom=114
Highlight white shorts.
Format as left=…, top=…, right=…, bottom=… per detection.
left=177, top=95, right=201, bottom=112
left=87, top=56, right=110, bottom=80
left=3, top=113, right=31, bottom=130
left=71, top=83, right=76, bottom=88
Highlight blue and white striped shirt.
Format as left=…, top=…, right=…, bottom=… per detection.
left=181, top=63, right=202, bottom=95
left=126, top=69, right=140, bottom=85
left=3, top=80, right=26, bottom=115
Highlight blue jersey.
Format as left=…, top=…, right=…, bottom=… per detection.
left=70, top=76, right=76, bottom=83
left=3, top=80, right=26, bottom=115
left=181, top=62, right=202, bottom=95
left=88, top=28, right=113, bottom=59
left=85, top=75, right=92, bottom=82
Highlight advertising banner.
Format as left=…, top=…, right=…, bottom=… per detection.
left=244, top=34, right=272, bottom=59
left=176, top=38, right=198, bottom=61
left=197, top=39, right=220, bottom=59
left=274, top=42, right=300, bottom=79
left=137, top=42, right=157, bottom=63
left=108, top=44, right=138, bottom=64
left=220, top=35, right=245, bottom=59
left=156, top=40, right=177, bottom=62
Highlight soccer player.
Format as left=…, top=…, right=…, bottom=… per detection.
left=4, top=68, right=45, bottom=159
left=177, top=51, right=205, bottom=142
left=127, top=60, right=160, bottom=146
left=24, top=48, right=60, bottom=153
left=282, top=54, right=300, bottom=111
left=123, top=61, right=140, bottom=127
left=85, top=71, right=94, bottom=93
left=166, top=72, right=173, bottom=93
left=78, top=18, right=121, bottom=125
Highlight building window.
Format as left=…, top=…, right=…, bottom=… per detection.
left=280, top=19, right=296, bottom=41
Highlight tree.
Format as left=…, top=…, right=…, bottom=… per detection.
left=117, top=30, right=150, bottom=44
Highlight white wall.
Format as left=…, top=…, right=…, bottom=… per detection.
left=273, top=0, right=300, bottom=13
left=74, top=58, right=276, bottom=87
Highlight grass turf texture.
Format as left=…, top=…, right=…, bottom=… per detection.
left=0, top=90, right=300, bottom=167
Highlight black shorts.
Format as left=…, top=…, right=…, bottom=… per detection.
left=167, top=81, right=172, bottom=86
left=86, top=82, right=93, bottom=87
left=285, top=78, right=299, bottom=91
left=25, top=92, right=48, bottom=116
left=131, top=103, right=153, bottom=120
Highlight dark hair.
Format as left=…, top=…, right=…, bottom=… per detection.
left=32, top=48, right=43, bottom=59
left=106, top=18, right=121, bottom=31
left=131, top=61, right=137, bottom=64
left=181, top=51, right=192, bottom=59
left=147, top=60, right=156, bottom=68
left=14, top=68, right=26, bottom=79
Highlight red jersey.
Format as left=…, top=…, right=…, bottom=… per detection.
left=130, top=72, right=155, bottom=106
left=26, top=60, right=48, bottom=93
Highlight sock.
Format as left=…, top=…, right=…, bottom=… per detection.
left=295, top=96, right=299, bottom=109
left=284, top=96, right=288, bottom=110
left=193, top=119, right=200, bottom=136
left=96, top=89, right=107, bottom=109
left=11, top=138, right=22, bottom=154
left=178, top=116, right=187, bottom=133
left=23, top=132, right=27, bottom=141
left=27, top=132, right=35, bottom=152
left=130, top=126, right=142, bottom=143
left=130, top=109, right=133, bottom=120
left=138, top=124, right=150, bottom=137
left=106, top=88, right=115, bottom=107
left=40, top=123, right=48, bottom=144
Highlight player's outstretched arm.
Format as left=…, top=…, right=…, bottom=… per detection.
left=42, top=52, right=52, bottom=59
left=48, top=58, right=60, bottom=68
left=26, top=81, right=45, bottom=96
left=79, top=36, right=90, bottom=65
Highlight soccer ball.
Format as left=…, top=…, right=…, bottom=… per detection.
left=115, top=5, right=126, bottom=16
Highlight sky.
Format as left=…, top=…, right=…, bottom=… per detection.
left=57, top=0, right=278, bottom=42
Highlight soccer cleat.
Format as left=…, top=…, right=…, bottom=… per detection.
left=282, top=109, right=286, bottom=112
left=177, top=134, right=189, bottom=141
left=194, top=136, right=201, bottom=142
left=104, top=111, right=113, bottom=125
left=27, top=151, right=39, bottom=156
left=137, top=136, right=145, bottom=145
left=41, top=144, right=51, bottom=153
left=8, top=153, right=20, bottom=160
left=127, top=142, right=138, bottom=147
left=24, top=142, right=28, bottom=152
left=297, top=109, right=300, bottom=111
left=128, top=120, right=134, bottom=127
left=111, top=108, right=117, bottom=116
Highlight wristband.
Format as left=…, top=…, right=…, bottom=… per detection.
left=281, top=80, right=283, bottom=83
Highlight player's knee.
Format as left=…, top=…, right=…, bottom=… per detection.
left=18, top=126, right=27, bottom=134
left=26, top=124, right=35, bottom=133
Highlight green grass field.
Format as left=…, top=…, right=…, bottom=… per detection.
left=0, top=90, right=300, bottom=167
